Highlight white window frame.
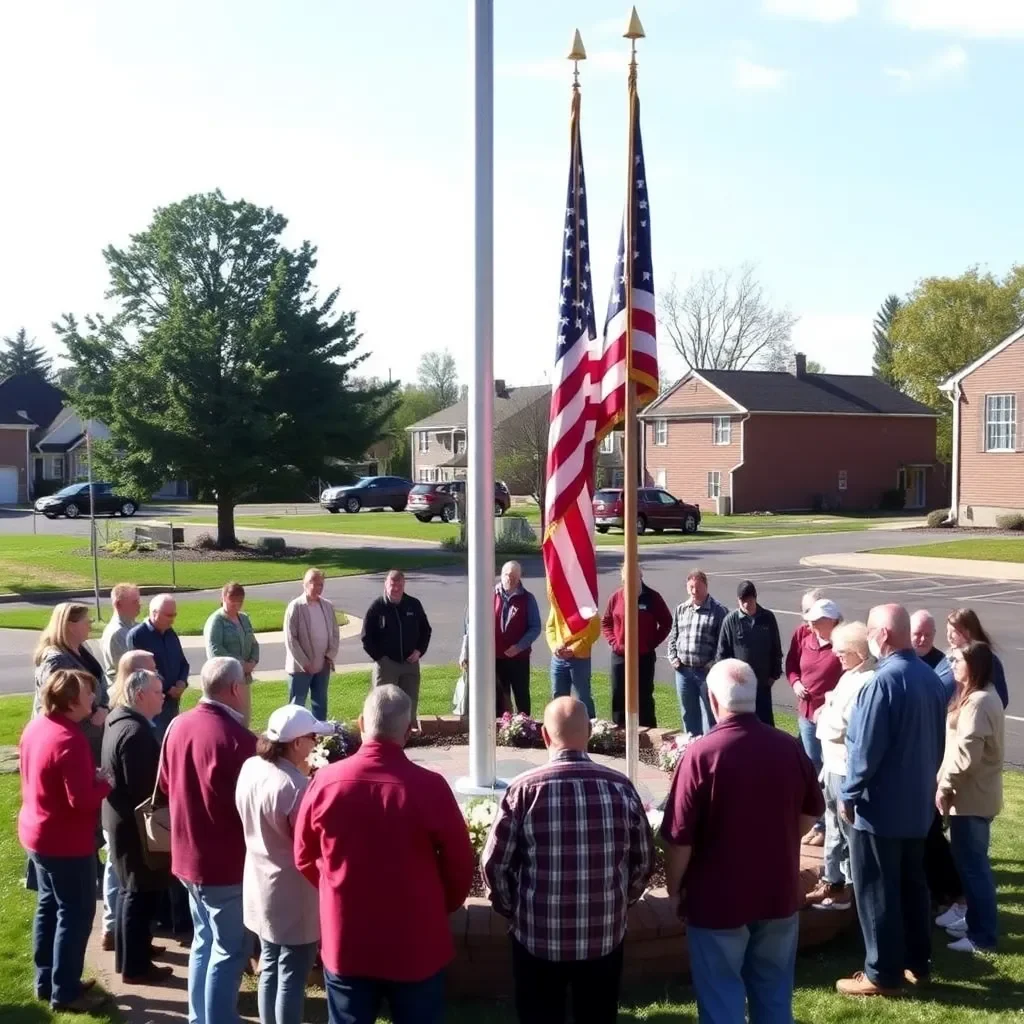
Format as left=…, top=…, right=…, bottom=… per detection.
left=707, top=470, right=721, bottom=499
left=837, top=470, right=847, bottom=492
left=456, top=437, right=466, bottom=455
left=653, top=419, right=668, bottom=446
left=984, top=394, right=1016, bottom=452
left=655, top=469, right=666, bottom=488
left=600, top=433, right=615, bottom=454
left=417, top=431, right=429, bottom=453
left=51, top=455, right=65, bottom=480
left=712, top=416, right=731, bottom=446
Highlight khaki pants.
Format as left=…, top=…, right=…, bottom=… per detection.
left=372, top=657, right=421, bottom=722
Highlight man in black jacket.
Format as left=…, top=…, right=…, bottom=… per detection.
left=361, top=569, right=432, bottom=724
left=715, top=580, right=783, bottom=726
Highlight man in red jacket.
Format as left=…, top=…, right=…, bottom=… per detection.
left=294, top=684, right=475, bottom=1024
left=159, top=656, right=256, bottom=1024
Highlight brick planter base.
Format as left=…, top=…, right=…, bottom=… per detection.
left=447, top=848, right=851, bottom=998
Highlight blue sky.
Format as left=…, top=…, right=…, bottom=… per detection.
left=1, top=0, right=1022, bottom=386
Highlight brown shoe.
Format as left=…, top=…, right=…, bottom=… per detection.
left=803, top=878, right=834, bottom=906
left=836, top=971, right=901, bottom=997
left=101, top=931, right=115, bottom=952
left=811, top=884, right=853, bottom=912
left=805, top=830, right=825, bottom=847
left=123, top=964, right=174, bottom=986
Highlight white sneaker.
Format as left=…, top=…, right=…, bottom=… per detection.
left=935, top=902, right=967, bottom=928
left=946, top=922, right=969, bottom=938
left=947, top=936, right=979, bottom=954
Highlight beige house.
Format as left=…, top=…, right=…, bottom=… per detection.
left=942, top=325, right=1024, bottom=526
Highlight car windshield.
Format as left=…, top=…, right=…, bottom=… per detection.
left=54, top=484, right=88, bottom=498
left=353, top=477, right=374, bottom=487
left=410, top=484, right=434, bottom=494
left=595, top=490, right=621, bottom=502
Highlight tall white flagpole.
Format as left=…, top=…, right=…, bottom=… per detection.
left=457, top=0, right=502, bottom=794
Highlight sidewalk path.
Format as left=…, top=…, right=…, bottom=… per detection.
left=802, top=552, right=1024, bottom=581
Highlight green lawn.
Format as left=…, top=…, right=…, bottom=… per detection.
left=0, top=536, right=456, bottom=596
left=871, top=538, right=1024, bottom=564
left=3, top=667, right=1021, bottom=1023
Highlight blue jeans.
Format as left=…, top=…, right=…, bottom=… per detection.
left=258, top=940, right=319, bottom=1024
left=948, top=815, right=998, bottom=949
left=550, top=655, right=596, bottom=718
left=675, top=666, right=715, bottom=736
left=848, top=829, right=930, bottom=987
left=154, top=694, right=181, bottom=739
left=797, top=716, right=825, bottom=831
left=688, top=914, right=799, bottom=1023
left=823, top=772, right=852, bottom=885
left=288, top=667, right=331, bottom=721
left=29, top=852, right=96, bottom=1006
left=323, top=966, right=446, bottom=1024
left=184, top=882, right=247, bottom=1024
left=102, top=830, right=119, bottom=935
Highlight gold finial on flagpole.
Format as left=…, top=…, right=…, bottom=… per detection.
left=568, top=29, right=587, bottom=89
left=624, top=6, right=645, bottom=70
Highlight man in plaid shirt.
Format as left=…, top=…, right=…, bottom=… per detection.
left=667, top=569, right=727, bottom=737
left=481, top=697, right=654, bottom=1024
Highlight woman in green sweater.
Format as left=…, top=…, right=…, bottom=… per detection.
left=203, top=582, right=260, bottom=681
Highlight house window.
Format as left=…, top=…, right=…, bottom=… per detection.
left=838, top=470, right=847, bottom=492
left=418, top=431, right=429, bottom=454
left=707, top=471, right=721, bottom=499
left=51, top=455, right=64, bottom=480
left=712, top=416, right=731, bottom=445
left=654, top=419, right=667, bottom=446
left=655, top=469, right=666, bottom=488
left=456, top=437, right=466, bottom=455
left=985, top=394, right=1016, bottom=452
left=600, top=433, right=615, bottom=454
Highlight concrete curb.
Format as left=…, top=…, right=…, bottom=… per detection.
left=801, top=552, right=1024, bottom=581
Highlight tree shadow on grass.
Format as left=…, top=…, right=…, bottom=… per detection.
left=0, top=1006, right=51, bottom=1024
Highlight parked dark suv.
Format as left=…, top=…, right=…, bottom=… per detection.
left=407, top=480, right=511, bottom=522
left=592, top=487, right=701, bottom=535
left=320, top=476, right=413, bottom=513
left=34, top=482, right=139, bottom=519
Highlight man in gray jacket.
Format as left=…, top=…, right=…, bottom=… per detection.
left=284, top=568, right=340, bottom=721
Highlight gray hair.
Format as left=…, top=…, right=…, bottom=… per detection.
left=361, top=684, right=412, bottom=742
left=801, top=588, right=825, bottom=614
left=122, top=669, right=160, bottom=707
left=706, top=659, right=758, bottom=714
left=201, top=656, right=244, bottom=696
left=910, top=609, right=936, bottom=633
left=831, top=621, right=872, bottom=666
left=150, top=592, right=176, bottom=615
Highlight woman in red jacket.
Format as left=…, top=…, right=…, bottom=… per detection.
left=19, top=669, right=113, bottom=1014
left=602, top=566, right=673, bottom=728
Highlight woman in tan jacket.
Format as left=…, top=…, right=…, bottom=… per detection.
left=936, top=641, right=1005, bottom=954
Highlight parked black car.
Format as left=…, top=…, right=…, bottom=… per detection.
left=320, top=476, right=414, bottom=513
left=407, top=480, right=511, bottom=522
left=34, top=482, right=139, bottom=519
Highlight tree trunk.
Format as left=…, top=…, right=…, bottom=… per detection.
left=216, top=496, right=237, bottom=549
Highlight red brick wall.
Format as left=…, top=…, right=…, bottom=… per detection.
left=737, top=414, right=943, bottom=512
left=957, top=338, right=1024, bottom=513
left=0, top=427, right=29, bottom=502
left=645, top=417, right=742, bottom=506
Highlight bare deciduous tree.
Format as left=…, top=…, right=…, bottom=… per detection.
left=659, top=264, right=798, bottom=371
left=495, top=395, right=550, bottom=522
left=416, top=349, right=460, bottom=408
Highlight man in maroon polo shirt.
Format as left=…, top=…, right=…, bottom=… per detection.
left=294, top=684, right=474, bottom=1024
left=493, top=561, right=542, bottom=716
left=661, top=659, right=823, bottom=1024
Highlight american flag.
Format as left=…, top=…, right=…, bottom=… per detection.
left=593, top=87, right=658, bottom=437
left=543, top=87, right=600, bottom=643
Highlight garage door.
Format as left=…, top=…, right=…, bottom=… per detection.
left=0, top=466, right=18, bottom=504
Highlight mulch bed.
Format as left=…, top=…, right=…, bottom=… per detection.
left=73, top=543, right=311, bottom=562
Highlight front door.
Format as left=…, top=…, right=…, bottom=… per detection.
left=905, top=468, right=926, bottom=510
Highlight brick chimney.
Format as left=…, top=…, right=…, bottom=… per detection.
left=494, top=379, right=507, bottom=398
left=793, top=353, right=807, bottom=379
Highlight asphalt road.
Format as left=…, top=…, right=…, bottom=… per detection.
left=3, top=524, right=1022, bottom=764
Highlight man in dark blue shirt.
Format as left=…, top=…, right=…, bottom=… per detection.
left=128, top=593, right=189, bottom=737
left=836, top=604, right=945, bottom=997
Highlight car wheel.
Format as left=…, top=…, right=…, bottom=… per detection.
left=392, top=503, right=407, bottom=513
left=44, top=513, right=56, bottom=520
left=345, top=497, right=361, bottom=513
left=327, top=507, right=339, bottom=514
left=120, top=501, right=137, bottom=517
left=596, top=526, right=609, bottom=534
left=494, top=502, right=505, bottom=517
left=441, top=505, right=456, bottom=523
left=637, top=514, right=647, bottom=534
left=65, top=503, right=80, bottom=519
left=683, top=514, right=698, bottom=534
left=415, top=514, right=432, bottom=523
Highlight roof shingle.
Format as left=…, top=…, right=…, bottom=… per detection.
left=406, top=385, right=550, bottom=431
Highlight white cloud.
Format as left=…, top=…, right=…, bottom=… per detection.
left=498, top=50, right=623, bottom=80
left=762, top=0, right=858, bottom=22
left=885, top=0, right=1024, bottom=38
left=732, top=57, right=788, bottom=90
left=884, top=44, right=968, bottom=85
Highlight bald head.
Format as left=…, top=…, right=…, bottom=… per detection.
left=542, top=697, right=590, bottom=753
left=868, top=603, right=912, bottom=659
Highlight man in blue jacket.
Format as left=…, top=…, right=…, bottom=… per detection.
left=836, top=603, right=946, bottom=997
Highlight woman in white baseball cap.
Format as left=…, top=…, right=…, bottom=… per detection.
left=234, top=705, right=333, bottom=1024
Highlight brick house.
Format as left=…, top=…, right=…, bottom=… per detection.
left=638, top=355, right=945, bottom=514
left=941, top=325, right=1024, bottom=526
left=406, top=381, right=549, bottom=488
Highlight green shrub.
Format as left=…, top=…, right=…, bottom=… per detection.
left=995, top=513, right=1024, bottom=531
left=194, top=532, right=218, bottom=550
left=257, top=536, right=287, bottom=555
left=926, top=509, right=951, bottom=528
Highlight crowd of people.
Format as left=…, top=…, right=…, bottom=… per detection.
left=15, top=562, right=1010, bottom=1022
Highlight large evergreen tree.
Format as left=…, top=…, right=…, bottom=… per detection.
left=56, top=191, right=396, bottom=546
left=0, top=328, right=52, bottom=379
left=872, top=294, right=902, bottom=385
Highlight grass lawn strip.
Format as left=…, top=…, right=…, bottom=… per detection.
left=0, top=600, right=348, bottom=638
left=2, top=667, right=1020, bottom=1021
left=870, top=538, right=1024, bottom=564
left=0, top=536, right=457, bottom=596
